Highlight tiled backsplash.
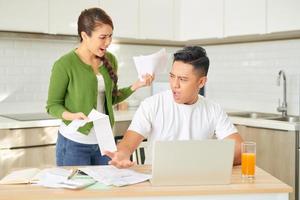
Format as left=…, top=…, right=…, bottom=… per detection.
left=205, top=39, right=300, bottom=116
left=0, top=35, right=179, bottom=114
left=0, top=35, right=299, bottom=116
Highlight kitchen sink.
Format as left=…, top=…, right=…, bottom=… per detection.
left=228, top=112, right=300, bottom=123
left=266, top=116, right=300, bottom=123
left=228, top=112, right=280, bottom=119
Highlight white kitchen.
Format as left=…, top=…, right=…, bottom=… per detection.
left=0, top=0, right=299, bottom=200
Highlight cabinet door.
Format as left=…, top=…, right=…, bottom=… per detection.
left=139, top=0, right=174, bottom=40
left=0, top=145, right=56, bottom=179
left=100, top=0, right=139, bottom=38
left=0, top=127, right=58, bottom=148
left=240, top=126, right=296, bottom=200
left=224, top=0, right=266, bottom=36
left=0, top=0, right=48, bottom=33
left=49, top=0, right=100, bottom=35
left=267, top=0, right=300, bottom=33
left=176, top=0, right=223, bottom=40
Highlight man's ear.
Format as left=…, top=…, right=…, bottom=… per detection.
left=198, top=76, right=207, bottom=89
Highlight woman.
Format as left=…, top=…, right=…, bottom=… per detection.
left=46, top=7, right=153, bottom=166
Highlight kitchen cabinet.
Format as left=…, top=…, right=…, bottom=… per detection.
left=267, top=0, right=300, bottom=33
left=236, top=125, right=296, bottom=200
left=0, top=127, right=58, bottom=179
left=49, top=0, right=100, bottom=35
left=139, top=0, right=174, bottom=40
left=224, top=0, right=266, bottom=37
left=0, top=0, right=48, bottom=33
left=100, top=0, right=139, bottom=38
left=176, top=0, right=223, bottom=40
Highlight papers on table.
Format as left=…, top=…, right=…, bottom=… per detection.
left=79, top=166, right=151, bottom=187
left=133, top=48, right=168, bottom=81
left=59, top=109, right=117, bottom=154
left=0, top=167, right=95, bottom=189
left=0, top=166, right=150, bottom=188
left=0, top=168, right=41, bottom=184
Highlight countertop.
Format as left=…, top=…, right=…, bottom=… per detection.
left=0, top=109, right=299, bottom=131
left=229, top=116, right=300, bottom=131
left=0, top=110, right=136, bottom=130
left=0, top=165, right=292, bottom=200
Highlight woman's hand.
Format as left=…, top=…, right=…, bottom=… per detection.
left=131, top=73, right=155, bottom=91
left=62, top=111, right=88, bottom=121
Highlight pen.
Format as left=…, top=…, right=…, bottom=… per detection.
left=67, top=168, right=78, bottom=180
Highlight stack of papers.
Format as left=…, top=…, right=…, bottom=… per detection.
left=0, top=168, right=95, bottom=190
left=133, top=48, right=168, bottom=81
left=79, top=166, right=151, bottom=187
left=0, top=168, right=41, bottom=184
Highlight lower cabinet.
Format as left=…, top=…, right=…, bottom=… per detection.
left=236, top=125, right=296, bottom=200
left=0, top=145, right=56, bottom=178
left=0, top=126, right=59, bottom=179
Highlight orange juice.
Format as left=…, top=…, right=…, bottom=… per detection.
left=241, top=153, right=256, bottom=177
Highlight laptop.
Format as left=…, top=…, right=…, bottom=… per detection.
left=150, top=139, right=235, bottom=186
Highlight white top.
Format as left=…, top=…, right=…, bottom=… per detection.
left=59, top=74, right=105, bottom=144
left=128, top=90, right=237, bottom=164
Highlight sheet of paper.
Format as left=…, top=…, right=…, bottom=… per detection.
left=37, top=168, right=95, bottom=189
left=88, top=109, right=117, bottom=154
left=61, top=109, right=117, bottom=155
left=59, top=119, right=88, bottom=134
left=0, top=168, right=72, bottom=185
left=0, top=168, right=40, bottom=184
left=133, top=48, right=168, bottom=80
left=79, top=166, right=151, bottom=187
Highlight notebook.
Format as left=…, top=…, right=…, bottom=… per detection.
left=150, top=140, right=235, bottom=186
left=0, top=167, right=95, bottom=189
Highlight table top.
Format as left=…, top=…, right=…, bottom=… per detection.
left=0, top=165, right=292, bottom=200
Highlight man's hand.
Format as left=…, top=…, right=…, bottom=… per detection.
left=104, top=150, right=135, bottom=169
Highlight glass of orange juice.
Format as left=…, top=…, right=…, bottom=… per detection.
left=241, top=142, right=256, bottom=179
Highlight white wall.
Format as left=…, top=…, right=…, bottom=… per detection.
left=205, top=39, right=300, bottom=115
left=0, top=35, right=299, bottom=116
left=0, top=35, right=179, bottom=114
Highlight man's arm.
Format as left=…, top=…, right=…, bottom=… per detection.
left=105, top=130, right=145, bottom=168
left=224, top=132, right=243, bottom=165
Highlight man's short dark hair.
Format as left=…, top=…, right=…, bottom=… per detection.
left=173, top=46, right=209, bottom=76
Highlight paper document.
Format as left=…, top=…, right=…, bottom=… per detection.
left=79, top=166, right=151, bottom=187
left=60, top=109, right=117, bottom=155
left=88, top=109, right=117, bottom=154
left=0, top=168, right=72, bottom=185
left=0, top=168, right=41, bottom=184
left=133, top=48, right=168, bottom=80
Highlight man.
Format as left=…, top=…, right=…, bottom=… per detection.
left=105, top=46, right=243, bottom=168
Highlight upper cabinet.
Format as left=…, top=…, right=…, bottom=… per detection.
left=0, top=0, right=48, bottom=33
left=224, top=0, right=266, bottom=37
left=0, top=0, right=299, bottom=41
left=176, top=0, right=223, bottom=40
left=49, top=0, right=100, bottom=35
left=267, top=0, right=300, bottom=33
left=100, top=0, right=139, bottom=38
left=139, top=0, right=174, bottom=40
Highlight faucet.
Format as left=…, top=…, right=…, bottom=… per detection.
left=277, top=70, right=288, bottom=117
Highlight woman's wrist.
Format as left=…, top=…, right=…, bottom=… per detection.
left=130, top=82, right=139, bottom=91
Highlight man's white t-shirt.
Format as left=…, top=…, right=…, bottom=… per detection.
left=128, top=90, right=237, bottom=164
